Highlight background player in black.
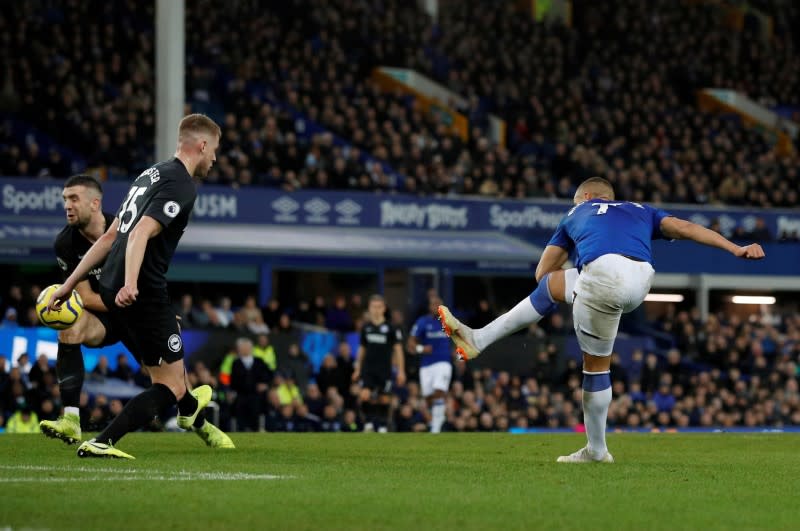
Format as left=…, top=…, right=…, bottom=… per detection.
left=50, top=114, right=234, bottom=458
left=352, top=294, right=406, bottom=431
left=40, top=175, right=117, bottom=444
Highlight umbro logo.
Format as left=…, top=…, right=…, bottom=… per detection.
left=304, top=198, right=330, bottom=223
left=272, top=197, right=298, bottom=214
left=335, top=199, right=361, bottom=225
left=304, top=198, right=330, bottom=216
left=272, top=196, right=299, bottom=222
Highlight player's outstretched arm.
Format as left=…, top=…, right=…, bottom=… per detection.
left=49, top=218, right=120, bottom=310
left=660, top=217, right=766, bottom=259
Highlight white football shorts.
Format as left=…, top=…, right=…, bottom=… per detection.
left=420, top=361, right=453, bottom=397
left=572, top=253, right=655, bottom=357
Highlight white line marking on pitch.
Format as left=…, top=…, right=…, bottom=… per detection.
left=0, top=464, right=290, bottom=481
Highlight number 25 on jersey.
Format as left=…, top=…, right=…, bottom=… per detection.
left=118, top=186, right=147, bottom=233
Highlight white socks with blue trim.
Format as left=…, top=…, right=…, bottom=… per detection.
left=472, top=269, right=577, bottom=351
left=582, top=370, right=612, bottom=459
left=472, top=295, right=544, bottom=351
left=431, top=399, right=446, bottom=433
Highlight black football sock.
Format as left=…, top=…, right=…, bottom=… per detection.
left=359, top=401, right=371, bottom=424
left=96, top=383, right=176, bottom=445
left=379, top=403, right=391, bottom=430
left=176, top=388, right=207, bottom=428
left=56, top=343, right=84, bottom=408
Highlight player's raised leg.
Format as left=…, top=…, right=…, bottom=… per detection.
left=438, top=268, right=577, bottom=360
left=40, top=312, right=108, bottom=444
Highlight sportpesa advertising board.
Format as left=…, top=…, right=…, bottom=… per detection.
left=0, top=177, right=798, bottom=274
left=3, top=177, right=799, bottom=236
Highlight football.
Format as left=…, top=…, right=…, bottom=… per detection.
left=36, top=284, right=83, bottom=330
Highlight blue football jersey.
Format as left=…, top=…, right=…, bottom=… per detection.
left=547, top=200, right=672, bottom=269
left=410, top=315, right=453, bottom=367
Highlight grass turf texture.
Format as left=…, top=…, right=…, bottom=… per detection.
left=1, top=433, right=796, bottom=530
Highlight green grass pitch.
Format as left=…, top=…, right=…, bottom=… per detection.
left=1, top=433, right=796, bottom=530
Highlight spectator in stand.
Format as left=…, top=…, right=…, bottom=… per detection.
left=230, top=337, right=272, bottom=431
left=177, top=294, right=208, bottom=329
left=201, top=299, right=224, bottom=328
left=112, top=354, right=135, bottom=384
left=311, top=296, right=327, bottom=326
left=16, top=354, right=32, bottom=386
left=275, top=371, right=303, bottom=407
left=240, top=295, right=270, bottom=335
left=294, top=300, right=315, bottom=325
left=740, top=217, right=773, bottom=242
left=214, top=297, right=235, bottom=328
left=316, top=354, right=341, bottom=397
left=262, top=299, right=283, bottom=329
left=304, top=383, right=326, bottom=418
left=325, top=295, right=354, bottom=332
left=348, top=294, right=364, bottom=326
left=281, top=343, right=312, bottom=393
left=28, top=354, right=53, bottom=390
left=275, top=313, right=295, bottom=334
left=253, top=333, right=277, bottom=372
left=469, top=300, right=495, bottom=330
left=89, top=356, right=111, bottom=381
left=5, top=285, right=31, bottom=326
left=320, top=404, right=343, bottom=432
left=6, top=403, right=39, bottom=433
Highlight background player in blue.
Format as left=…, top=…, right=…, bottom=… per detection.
left=408, top=295, right=453, bottom=433
left=440, top=177, right=764, bottom=462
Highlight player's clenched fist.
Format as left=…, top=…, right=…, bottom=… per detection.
left=735, top=244, right=765, bottom=260
left=115, top=285, right=139, bottom=307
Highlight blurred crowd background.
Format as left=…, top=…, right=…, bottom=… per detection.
left=2, top=0, right=800, bottom=209
left=2, top=283, right=798, bottom=433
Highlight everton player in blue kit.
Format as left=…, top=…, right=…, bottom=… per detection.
left=408, top=295, right=453, bottom=433
left=440, top=177, right=764, bottom=462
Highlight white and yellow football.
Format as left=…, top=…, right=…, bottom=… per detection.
left=36, top=284, right=83, bottom=330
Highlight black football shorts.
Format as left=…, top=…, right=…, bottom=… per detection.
left=100, top=288, right=184, bottom=367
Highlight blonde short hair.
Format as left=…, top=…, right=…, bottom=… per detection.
left=178, top=113, right=221, bottom=141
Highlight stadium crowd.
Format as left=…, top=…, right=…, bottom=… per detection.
left=2, top=283, right=799, bottom=433
left=2, top=0, right=800, bottom=208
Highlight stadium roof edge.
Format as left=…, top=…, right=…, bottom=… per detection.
left=181, top=224, right=544, bottom=264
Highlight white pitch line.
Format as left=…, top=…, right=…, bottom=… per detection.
left=0, top=475, right=285, bottom=482
left=0, top=464, right=291, bottom=481
left=0, top=465, right=142, bottom=474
